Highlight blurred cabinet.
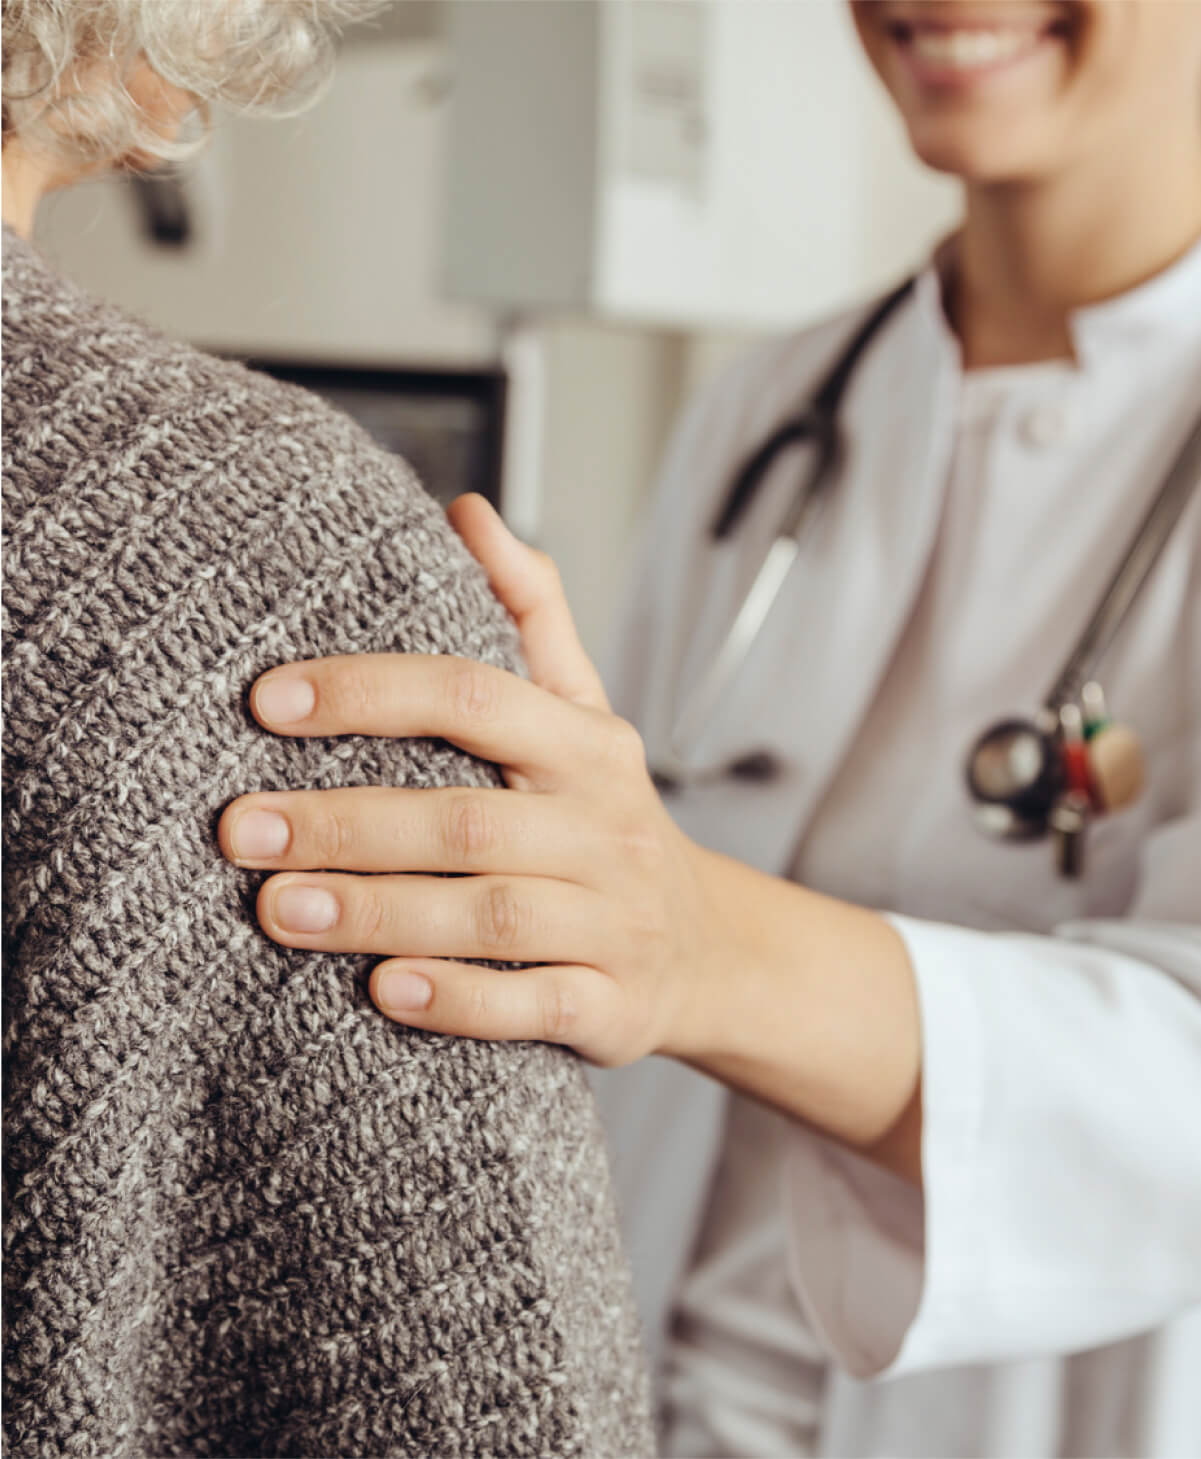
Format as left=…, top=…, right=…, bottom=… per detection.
left=35, top=40, right=497, bottom=365
left=444, top=0, right=960, bottom=330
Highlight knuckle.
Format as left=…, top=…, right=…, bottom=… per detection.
left=477, top=880, right=525, bottom=953
left=537, top=978, right=580, bottom=1044
left=532, top=549, right=562, bottom=592
left=617, top=820, right=665, bottom=875
left=356, top=886, right=388, bottom=945
left=311, top=807, right=352, bottom=867
left=467, top=980, right=492, bottom=1029
left=444, top=792, right=495, bottom=863
left=621, top=890, right=669, bottom=956
left=447, top=659, right=498, bottom=728
left=607, top=716, right=647, bottom=770
left=637, top=914, right=671, bottom=961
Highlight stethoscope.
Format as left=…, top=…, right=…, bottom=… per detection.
left=652, top=276, right=1201, bottom=877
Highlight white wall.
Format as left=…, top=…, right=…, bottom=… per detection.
left=537, top=321, right=688, bottom=660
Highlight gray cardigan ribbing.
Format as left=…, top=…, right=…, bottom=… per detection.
left=1, top=228, right=652, bottom=1459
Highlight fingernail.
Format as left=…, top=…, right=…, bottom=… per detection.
left=274, top=885, right=339, bottom=933
left=232, top=809, right=291, bottom=861
left=376, top=968, right=433, bottom=1014
left=255, top=676, right=316, bottom=725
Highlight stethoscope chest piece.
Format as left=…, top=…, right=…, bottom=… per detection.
left=964, top=688, right=1148, bottom=877
left=965, top=711, right=1064, bottom=840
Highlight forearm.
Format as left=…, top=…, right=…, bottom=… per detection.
left=681, top=846, right=924, bottom=1183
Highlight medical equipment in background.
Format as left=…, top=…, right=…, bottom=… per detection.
left=439, top=0, right=958, bottom=589
left=442, top=1, right=958, bottom=329
left=650, top=285, right=1201, bottom=878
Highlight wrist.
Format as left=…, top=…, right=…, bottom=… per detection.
left=669, top=855, right=923, bottom=1159
left=661, top=843, right=794, bottom=1065
left=652, top=840, right=733, bottom=1062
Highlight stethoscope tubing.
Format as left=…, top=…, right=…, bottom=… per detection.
left=710, top=278, right=918, bottom=542
left=667, top=536, right=801, bottom=769
left=662, top=279, right=918, bottom=777
left=659, top=283, right=1201, bottom=791
left=1042, top=409, right=1201, bottom=711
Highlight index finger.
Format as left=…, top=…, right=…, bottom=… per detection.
left=250, top=654, right=610, bottom=782
left=447, top=496, right=609, bottom=711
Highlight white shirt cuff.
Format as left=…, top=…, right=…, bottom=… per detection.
left=783, top=913, right=986, bottom=1378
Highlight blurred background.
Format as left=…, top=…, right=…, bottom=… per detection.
left=35, top=0, right=960, bottom=662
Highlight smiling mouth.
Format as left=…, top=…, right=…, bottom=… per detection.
left=887, top=11, right=1072, bottom=76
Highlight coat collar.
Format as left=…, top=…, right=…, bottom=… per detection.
left=920, top=229, right=1201, bottom=370
left=1070, top=231, right=1201, bottom=363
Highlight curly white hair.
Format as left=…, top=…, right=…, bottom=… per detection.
left=2, top=0, right=389, bottom=167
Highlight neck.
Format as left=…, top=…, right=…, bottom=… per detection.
left=951, top=124, right=1201, bottom=370
left=2, top=144, right=63, bottom=239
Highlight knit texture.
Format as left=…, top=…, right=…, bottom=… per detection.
left=1, top=228, right=653, bottom=1459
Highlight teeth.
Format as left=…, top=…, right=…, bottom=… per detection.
left=911, top=27, right=1032, bottom=68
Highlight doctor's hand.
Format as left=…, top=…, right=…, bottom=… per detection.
left=218, top=495, right=922, bottom=1174
left=218, top=495, right=733, bottom=1067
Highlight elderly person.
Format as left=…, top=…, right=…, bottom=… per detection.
left=1, top=5, right=651, bottom=1456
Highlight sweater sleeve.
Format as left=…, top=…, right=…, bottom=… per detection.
left=2, top=336, right=651, bottom=1458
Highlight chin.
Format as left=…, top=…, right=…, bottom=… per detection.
left=852, top=1, right=1083, bottom=184
left=903, top=120, right=1048, bottom=183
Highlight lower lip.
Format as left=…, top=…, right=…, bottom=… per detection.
left=890, top=25, right=1063, bottom=90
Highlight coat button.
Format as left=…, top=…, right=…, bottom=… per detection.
left=1019, top=403, right=1069, bottom=447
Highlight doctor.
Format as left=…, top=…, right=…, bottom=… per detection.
left=220, top=2, right=1201, bottom=1454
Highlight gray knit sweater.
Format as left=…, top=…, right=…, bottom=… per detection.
left=1, top=228, right=652, bottom=1459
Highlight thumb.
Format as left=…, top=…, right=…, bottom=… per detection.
left=448, top=494, right=610, bottom=710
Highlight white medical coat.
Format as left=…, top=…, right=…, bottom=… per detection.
left=591, top=253, right=1201, bottom=1458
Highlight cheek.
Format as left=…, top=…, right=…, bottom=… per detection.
left=1060, top=0, right=1201, bottom=136
left=1127, top=5, right=1201, bottom=118
left=1060, top=5, right=1137, bottom=117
